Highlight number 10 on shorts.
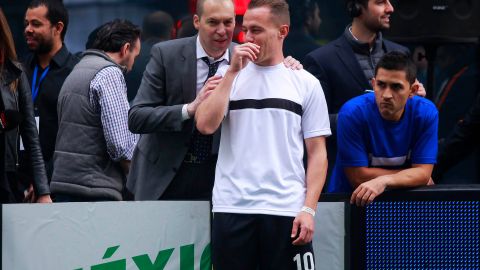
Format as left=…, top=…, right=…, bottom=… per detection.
left=293, top=252, right=315, bottom=270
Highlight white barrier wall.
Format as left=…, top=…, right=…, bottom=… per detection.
left=2, top=201, right=345, bottom=270
left=2, top=201, right=211, bottom=270
left=314, top=202, right=345, bottom=270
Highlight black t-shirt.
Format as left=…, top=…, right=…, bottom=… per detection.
left=23, top=45, right=79, bottom=163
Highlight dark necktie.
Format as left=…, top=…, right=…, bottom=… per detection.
left=184, top=57, right=222, bottom=164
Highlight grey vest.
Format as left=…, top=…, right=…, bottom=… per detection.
left=51, top=50, right=125, bottom=200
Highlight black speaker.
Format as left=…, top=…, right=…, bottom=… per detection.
left=385, top=0, right=480, bottom=43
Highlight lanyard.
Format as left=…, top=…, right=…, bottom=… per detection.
left=31, top=65, right=50, bottom=102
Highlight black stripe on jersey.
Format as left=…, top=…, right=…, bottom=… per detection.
left=229, top=98, right=303, bottom=116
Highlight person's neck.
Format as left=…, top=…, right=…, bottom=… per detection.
left=255, top=54, right=284, bottom=67
left=351, top=21, right=377, bottom=48
left=37, top=41, right=62, bottom=69
left=206, top=50, right=226, bottom=61
left=104, top=51, right=122, bottom=65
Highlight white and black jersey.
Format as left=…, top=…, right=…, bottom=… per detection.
left=212, top=62, right=331, bottom=217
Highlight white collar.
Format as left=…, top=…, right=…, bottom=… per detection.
left=196, top=36, right=230, bottom=63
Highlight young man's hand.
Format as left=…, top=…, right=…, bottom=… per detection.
left=350, top=176, right=389, bottom=206
left=291, top=211, right=315, bottom=245
left=228, top=43, right=259, bottom=73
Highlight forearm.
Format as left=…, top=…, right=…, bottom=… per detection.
left=196, top=70, right=237, bottom=134
left=382, top=167, right=431, bottom=188
left=346, top=166, right=400, bottom=187
left=347, top=166, right=430, bottom=189
left=303, top=137, right=328, bottom=209
left=304, top=154, right=327, bottom=210
left=19, top=74, right=50, bottom=195
left=349, top=165, right=432, bottom=206
left=128, top=104, right=185, bottom=134
left=104, top=112, right=139, bottom=162
left=128, top=47, right=186, bottom=134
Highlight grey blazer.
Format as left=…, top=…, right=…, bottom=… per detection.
left=127, top=36, right=234, bottom=200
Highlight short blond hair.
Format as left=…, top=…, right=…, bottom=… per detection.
left=248, top=0, right=290, bottom=25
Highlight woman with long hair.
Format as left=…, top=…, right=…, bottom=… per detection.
left=0, top=8, right=51, bottom=203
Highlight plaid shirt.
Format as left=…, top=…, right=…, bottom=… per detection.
left=89, top=66, right=138, bottom=161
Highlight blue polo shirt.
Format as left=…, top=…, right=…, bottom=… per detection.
left=328, top=93, right=438, bottom=193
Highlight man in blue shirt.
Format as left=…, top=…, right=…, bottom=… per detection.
left=329, top=51, right=438, bottom=206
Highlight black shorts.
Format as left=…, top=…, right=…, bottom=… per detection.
left=212, top=213, right=315, bottom=270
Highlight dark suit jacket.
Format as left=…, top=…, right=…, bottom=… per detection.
left=127, top=36, right=234, bottom=200
left=304, top=34, right=409, bottom=114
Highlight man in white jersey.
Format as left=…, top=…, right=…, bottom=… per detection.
left=196, top=0, right=330, bottom=269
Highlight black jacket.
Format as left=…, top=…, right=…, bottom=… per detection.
left=434, top=92, right=480, bottom=183
left=1, top=59, right=49, bottom=195
left=23, top=45, right=79, bottom=164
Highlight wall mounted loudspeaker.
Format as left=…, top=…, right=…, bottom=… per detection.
left=385, top=0, right=480, bottom=43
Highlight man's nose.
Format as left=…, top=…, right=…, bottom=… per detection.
left=216, top=24, right=226, bottom=35
left=245, top=31, right=254, bottom=43
left=383, top=88, right=393, bottom=99
left=25, top=24, right=33, bottom=33
left=385, top=0, right=394, bottom=13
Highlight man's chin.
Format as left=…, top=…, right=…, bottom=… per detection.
left=26, top=42, right=38, bottom=51
left=380, top=111, right=396, bottom=121
left=380, top=23, right=391, bottom=30
left=31, top=45, right=53, bottom=55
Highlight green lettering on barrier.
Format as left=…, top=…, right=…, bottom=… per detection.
left=200, top=243, right=211, bottom=270
left=103, top=246, right=121, bottom=259
left=90, top=245, right=126, bottom=270
left=132, top=248, right=174, bottom=270
left=91, top=259, right=126, bottom=270
left=180, top=244, right=194, bottom=270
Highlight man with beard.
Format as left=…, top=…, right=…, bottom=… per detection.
left=303, top=0, right=425, bottom=184
left=23, top=0, right=79, bottom=181
left=329, top=52, right=437, bottom=206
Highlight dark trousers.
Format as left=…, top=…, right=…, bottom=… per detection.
left=212, top=213, right=315, bottom=270
left=159, top=155, right=217, bottom=200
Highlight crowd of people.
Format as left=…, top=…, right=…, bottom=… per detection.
left=0, top=0, right=478, bottom=269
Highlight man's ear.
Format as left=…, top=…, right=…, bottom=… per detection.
left=193, top=14, right=200, bottom=30
left=121, top=42, right=131, bottom=57
left=54, top=21, right=64, bottom=38
left=279, top=24, right=289, bottom=39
